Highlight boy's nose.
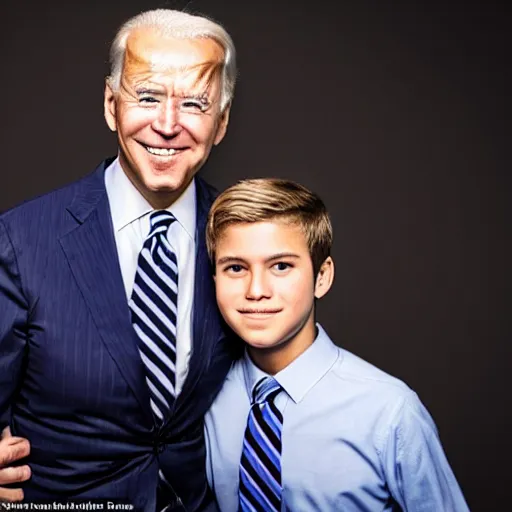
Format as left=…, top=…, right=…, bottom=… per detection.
left=246, top=270, right=271, bottom=300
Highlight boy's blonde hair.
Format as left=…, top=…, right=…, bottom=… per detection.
left=206, top=178, right=333, bottom=275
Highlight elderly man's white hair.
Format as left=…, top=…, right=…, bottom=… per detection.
left=107, top=9, right=237, bottom=112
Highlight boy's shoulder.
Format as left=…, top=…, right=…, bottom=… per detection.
left=217, top=357, right=247, bottom=396
left=334, top=347, right=411, bottom=391
left=216, top=330, right=416, bottom=408
left=205, top=358, right=250, bottom=427
left=329, top=343, right=420, bottom=407
left=207, top=330, right=437, bottom=440
left=280, top=327, right=421, bottom=423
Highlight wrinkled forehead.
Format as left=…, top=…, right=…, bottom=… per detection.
left=123, top=28, right=224, bottom=87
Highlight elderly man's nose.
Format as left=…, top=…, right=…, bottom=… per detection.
left=153, top=103, right=182, bottom=136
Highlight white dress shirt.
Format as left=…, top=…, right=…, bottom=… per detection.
left=105, top=157, right=196, bottom=396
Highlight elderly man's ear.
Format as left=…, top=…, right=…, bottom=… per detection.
left=104, top=82, right=118, bottom=132
left=213, top=105, right=231, bottom=146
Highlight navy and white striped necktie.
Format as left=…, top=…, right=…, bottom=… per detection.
left=239, top=377, right=284, bottom=512
left=130, top=210, right=179, bottom=423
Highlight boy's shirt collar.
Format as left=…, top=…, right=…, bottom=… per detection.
left=242, top=324, right=341, bottom=405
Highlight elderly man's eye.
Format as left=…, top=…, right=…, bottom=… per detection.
left=181, top=98, right=209, bottom=111
left=140, top=96, right=158, bottom=104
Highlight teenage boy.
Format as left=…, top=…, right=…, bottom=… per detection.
left=203, top=178, right=469, bottom=511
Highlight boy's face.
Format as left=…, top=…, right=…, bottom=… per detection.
left=214, top=220, right=333, bottom=372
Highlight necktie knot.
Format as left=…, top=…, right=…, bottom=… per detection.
left=252, top=377, right=282, bottom=405
left=147, top=210, right=176, bottom=239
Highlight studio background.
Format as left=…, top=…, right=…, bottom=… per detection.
left=2, top=0, right=508, bottom=510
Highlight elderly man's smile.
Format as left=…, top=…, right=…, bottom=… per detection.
left=141, top=143, right=189, bottom=158
left=145, top=146, right=177, bottom=156
left=104, top=27, right=231, bottom=209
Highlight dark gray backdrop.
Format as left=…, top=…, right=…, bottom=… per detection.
left=2, top=0, right=509, bottom=510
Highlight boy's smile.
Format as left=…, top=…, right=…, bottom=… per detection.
left=237, top=308, right=283, bottom=320
left=214, top=220, right=333, bottom=373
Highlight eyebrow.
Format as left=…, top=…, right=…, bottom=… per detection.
left=176, top=91, right=209, bottom=99
left=134, top=88, right=211, bottom=103
left=176, top=92, right=212, bottom=106
left=135, top=87, right=164, bottom=95
left=216, top=253, right=301, bottom=265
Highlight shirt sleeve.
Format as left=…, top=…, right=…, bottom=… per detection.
left=0, top=219, right=28, bottom=429
left=381, top=391, right=470, bottom=512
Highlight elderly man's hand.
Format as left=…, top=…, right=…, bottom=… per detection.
left=0, top=427, right=31, bottom=502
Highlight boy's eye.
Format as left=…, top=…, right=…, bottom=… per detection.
left=273, top=262, right=291, bottom=271
left=226, top=264, right=244, bottom=273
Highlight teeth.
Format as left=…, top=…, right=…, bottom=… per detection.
left=146, top=146, right=176, bottom=156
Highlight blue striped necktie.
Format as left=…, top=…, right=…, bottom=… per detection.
left=239, top=377, right=284, bottom=512
left=129, top=210, right=179, bottom=423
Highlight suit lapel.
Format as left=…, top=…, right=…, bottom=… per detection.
left=59, top=162, right=153, bottom=421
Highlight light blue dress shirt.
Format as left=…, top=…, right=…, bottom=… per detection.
left=205, top=324, right=469, bottom=511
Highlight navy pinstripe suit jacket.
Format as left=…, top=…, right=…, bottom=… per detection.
left=0, top=159, right=238, bottom=511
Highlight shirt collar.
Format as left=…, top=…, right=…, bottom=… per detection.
left=106, top=157, right=197, bottom=240
left=242, top=323, right=340, bottom=404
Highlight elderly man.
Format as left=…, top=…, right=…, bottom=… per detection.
left=0, top=9, right=239, bottom=511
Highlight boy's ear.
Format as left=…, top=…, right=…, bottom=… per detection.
left=314, top=256, right=334, bottom=299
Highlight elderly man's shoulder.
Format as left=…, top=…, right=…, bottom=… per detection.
left=0, top=161, right=107, bottom=229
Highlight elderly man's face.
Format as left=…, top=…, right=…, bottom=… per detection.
left=104, top=29, right=230, bottom=208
